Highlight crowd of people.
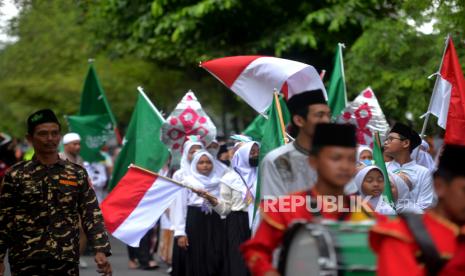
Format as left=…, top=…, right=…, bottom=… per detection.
left=1, top=87, right=465, bottom=276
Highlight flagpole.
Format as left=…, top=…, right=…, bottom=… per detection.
left=338, top=43, right=348, bottom=105
left=420, top=34, right=451, bottom=138
left=128, top=164, right=217, bottom=198
left=273, top=90, right=288, bottom=144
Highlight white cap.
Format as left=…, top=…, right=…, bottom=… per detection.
left=63, top=133, right=81, bottom=144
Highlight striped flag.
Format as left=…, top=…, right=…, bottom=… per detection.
left=200, top=56, right=326, bottom=113
left=425, top=36, right=465, bottom=145
left=101, top=166, right=183, bottom=247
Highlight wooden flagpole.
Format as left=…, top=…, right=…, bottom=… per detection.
left=273, top=90, right=288, bottom=144
left=128, top=164, right=218, bottom=200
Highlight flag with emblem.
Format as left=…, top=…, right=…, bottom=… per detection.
left=108, top=89, right=169, bottom=191
left=161, top=90, right=217, bottom=167
left=102, top=165, right=183, bottom=246
left=67, top=62, right=120, bottom=162
left=337, top=87, right=390, bottom=147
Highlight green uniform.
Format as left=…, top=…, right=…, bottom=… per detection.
left=0, top=157, right=111, bottom=275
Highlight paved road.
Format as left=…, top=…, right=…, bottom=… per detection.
left=3, top=236, right=170, bottom=276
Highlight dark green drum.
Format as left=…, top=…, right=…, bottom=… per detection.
left=278, top=220, right=376, bottom=276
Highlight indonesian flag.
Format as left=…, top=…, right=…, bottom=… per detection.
left=200, top=56, right=326, bottom=113
left=101, top=166, right=183, bottom=246
left=427, top=37, right=465, bottom=145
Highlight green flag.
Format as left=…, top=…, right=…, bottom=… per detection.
left=327, top=43, right=347, bottom=119
left=67, top=114, right=114, bottom=162
left=372, top=132, right=395, bottom=205
left=108, top=90, right=169, bottom=191
left=79, top=64, right=117, bottom=123
left=243, top=96, right=290, bottom=143
left=253, top=95, right=289, bottom=221
left=68, top=63, right=119, bottom=162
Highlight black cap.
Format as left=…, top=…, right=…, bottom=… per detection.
left=312, top=123, right=357, bottom=149
left=27, top=109, right=61, bottom=134
left=437, top=144, right=465, bottom=177
left=390, top=122, right=421, bottom=150
left=286, top=89, right=327, bottom=115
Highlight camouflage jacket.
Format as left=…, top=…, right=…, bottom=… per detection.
left=0, top=157, right=111, bottom=264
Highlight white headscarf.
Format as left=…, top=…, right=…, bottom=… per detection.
left=221, top=141, right=259, bottom=228
left=187, top=150, right=223, bottom=194
left=179, top=140, right=204, bottom=178
left=388, top=173, right=410, bottom=202
left=356, top=145, right=373, bottom=162
left=411, top=140, right=436, bottom=171
left=354, top=165, right=396, bottom=215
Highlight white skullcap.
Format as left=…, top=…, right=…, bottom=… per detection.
left=63, top=133, right=81, bottom=144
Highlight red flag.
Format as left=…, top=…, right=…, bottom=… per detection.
left=441, top=38, right=465, bottom=145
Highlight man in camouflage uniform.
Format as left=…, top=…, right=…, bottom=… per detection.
left=0, top=109, right=112, bottom=276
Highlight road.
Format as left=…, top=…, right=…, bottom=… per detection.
left=3, top=236, right=170, bottom=276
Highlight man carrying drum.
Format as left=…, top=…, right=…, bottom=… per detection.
left=241, top=123, right=373, bottom=276
left=370, top=143, right=465, bottom=275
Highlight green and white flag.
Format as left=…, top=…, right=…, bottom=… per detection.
left=67, top=63, right=119, bottom=162
left=327, top=43, right=347, bottom=120
left=108, top=88, right=169, bottom=191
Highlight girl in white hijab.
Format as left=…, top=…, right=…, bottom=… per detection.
left=354, top=165, right=396, bottom=215
left=170, top=139, right=203, bottom=276
left=199, top=141, right=259, bottom=276
left=177, top=150, right=226, bottom=276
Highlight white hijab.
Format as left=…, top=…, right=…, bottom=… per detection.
left=221, top=141, right=259, bottom=228
left=179, top=140, right=204, bottom=178
left=356, top=145, right=373, bottom=162
left=186, top=150, right=223, bottom=195
left=411, top=140, right=436, bottom=171
left=354, top=165, right=396, bottom=215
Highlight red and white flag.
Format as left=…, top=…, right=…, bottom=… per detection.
left=426, top=37, right=465, bottom=145
left=101, top=166, right=183, bottom=247
left=200, top=56, right=326, bottom=113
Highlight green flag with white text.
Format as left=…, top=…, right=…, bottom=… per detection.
left=67, top=63, right=119, bottom=162
left=67, top=114, right=114, bottom=162
left=108, top=90, right=169, bottom=191
left=328, top=43, right=347, bottom=120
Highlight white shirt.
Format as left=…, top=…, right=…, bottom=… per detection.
left=213, top=177, right=249, bottom=216
left=386, top=160, right=435, bottom=213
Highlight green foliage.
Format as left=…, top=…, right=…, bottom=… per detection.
left=2, top=0, right=465, bottom=140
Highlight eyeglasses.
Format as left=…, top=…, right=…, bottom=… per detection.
left=385, top=136, right=405, bottom=143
